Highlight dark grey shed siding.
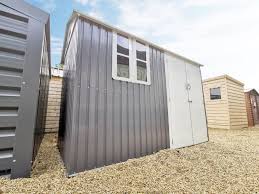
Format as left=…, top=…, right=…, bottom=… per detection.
left=59, top=16, right=169, bottom=175
left=0, top=0, right=51, bottom=178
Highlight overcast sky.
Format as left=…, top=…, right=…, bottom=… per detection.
left=26, top=0, right=259, bottom=91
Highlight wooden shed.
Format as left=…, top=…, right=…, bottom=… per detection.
left=244, top=89, right=259, bottom=127
left=203, top=75, right=248, bottom=129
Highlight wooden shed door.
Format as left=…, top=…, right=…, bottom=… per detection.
left=251, top=95, right=259, bottom=125
left=165, top=55, right=208, bottom=149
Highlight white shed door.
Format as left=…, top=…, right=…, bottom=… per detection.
left=165, top=56, right=194, bottom=149
left=186, top=63, right=208, bottom=144
left=165, top=55, right=208, bottom=149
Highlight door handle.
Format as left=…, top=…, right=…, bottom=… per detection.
left=188, top=100, right=192, bottom=103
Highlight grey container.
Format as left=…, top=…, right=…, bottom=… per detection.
left=0, top=0, right=51, bottom=178
left=60, top=11, right=208, bottom=176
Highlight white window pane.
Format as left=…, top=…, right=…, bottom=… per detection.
left=210, top=87, right=221, bottom=100
left=117, top=55, right=129, bottom=78
left=137, top=60, right=147, bottom=81
left=136, top=41, right=146, bottom=61
left=117, top=34, right=129, bottom=55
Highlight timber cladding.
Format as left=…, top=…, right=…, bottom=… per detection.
left=245, top=92, right=254, bottom=126
left=44, top=76, right=64, bottom=133
left=203, top=75, right=248, bottom=129
left=245, top=89, right=259, bottom=127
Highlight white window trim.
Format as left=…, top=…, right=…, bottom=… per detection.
left=112, top=31, right=151, bottom=85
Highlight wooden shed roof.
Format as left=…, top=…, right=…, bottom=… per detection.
left=203, top=74, right=244, bottom=86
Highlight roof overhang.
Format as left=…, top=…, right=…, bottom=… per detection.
left=61, top=11, right=204, bottom=67
left=203, top=74, right=244, bottom=86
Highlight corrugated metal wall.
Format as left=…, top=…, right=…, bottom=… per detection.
left=33, top=31, right=50, bottom=160
left=60, top=17, right=169, bottom=175
left=0, top=1, right=50, bottom=178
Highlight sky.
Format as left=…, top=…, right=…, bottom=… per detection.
left=25, top=0, right=259, bottom=91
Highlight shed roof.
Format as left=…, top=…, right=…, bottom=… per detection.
left=244, top=88, right=259, bottom=95
left=203, top=75, right=244, bottom=86
left=61, top=11, right=204, bottom=67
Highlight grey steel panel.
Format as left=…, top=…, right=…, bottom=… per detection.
left=87, top=24, right=99, bottom=169
left=0, top=34, right=26, bottom=53
left=127, top=82, right=135, bottom=159
left=0, top=1, right=51, bottom=178
left=133, top=84, right=141, bottom=158
left=105, top=31, right=113, bottom=165
left=139, top=84, right=146, bottom=156
left=144, top=85, right=152, bottom=154
left=0, top=0, right=49, bottom=23
left=0, top=15, right=28, bottom=35
left=153, top=50, right=162, bottom=151
left=160, top=53, right=170, bottom=148
left=113, top=80, right=121, bottom=163
left=149, top=48, right=157, bottom=152
left=60, top=17, right=169, bottom=175
left=0, top=157, right=12, bottom=171
left=76, top=21, right=90, bottom=172
left=0, top=52, right=24, bottom=70
left=121, top=82, right=128, bottom=162
left=0, top=116, right=17, bottom=126
left=157, top=51, right=165, bottom=149
left=0, top=96, right=19, bottom=107
left=10, top=17, right=44, bottom=178
left=96, top=28, right=107, bottom=167
left=0, top=74, right=22, bottom=88
left=0, top=136, right=14, bottom=149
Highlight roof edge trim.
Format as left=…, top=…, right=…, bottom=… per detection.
left=61, top=10, right=204, bottom=67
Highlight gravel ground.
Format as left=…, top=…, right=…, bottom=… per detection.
left=1, top=127, right=259, bottom=193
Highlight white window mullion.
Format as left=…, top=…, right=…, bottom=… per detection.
left=112, top=31, right=117, bottom=80
left=146, top=44, right=151, bottom=84
left=112, top=31, right=151, bottom=85
left=131, top=38, right=137, bottom=81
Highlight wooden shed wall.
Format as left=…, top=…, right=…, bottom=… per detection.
left=203, top=78, right=230, bottom=129
left=226, top=79, right=248, bottom=129
left=245, top=92, right=254, bottom=127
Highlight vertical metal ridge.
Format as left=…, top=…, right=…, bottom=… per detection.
left=161, top=53, right=170, bottom=147
left=94, top=26, right=100, bottom=167
left=103, top=30, right=108, bottom=164
left=157, top=50, right=165, bottom=149
left=152, top=48, right=158, bottom=151
left=74, top=19, right=84, bottom=172
left=105, top=30, right=113, bottom=165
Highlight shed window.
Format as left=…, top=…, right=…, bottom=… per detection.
left=112, top=32, right=150, bottom=85
left=210, top=87, right=221, bottom=100
left=136, top=41, right=147, bottom=81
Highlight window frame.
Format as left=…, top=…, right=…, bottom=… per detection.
left=210, top=87, right=221, bottom=100
left=112, top=31, right=151, bottom=85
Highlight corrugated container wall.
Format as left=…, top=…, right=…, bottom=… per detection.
left=59, top=16, right=169, bottom=175
left=0, top=0, right=51, bottom=178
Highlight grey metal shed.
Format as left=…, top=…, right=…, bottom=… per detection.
left=0, top=0, right=51, bottom=178
left=59, top=11, right=208, bottom=176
